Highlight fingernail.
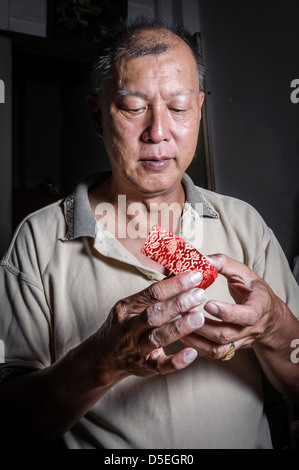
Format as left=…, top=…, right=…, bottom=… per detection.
left=189, top=271, right=203, bottom=286
left=205, top=302, right=219, bottom=315
left=184, top=349, right=198, bottom=363
left=188, top=312, right=205, bottom=328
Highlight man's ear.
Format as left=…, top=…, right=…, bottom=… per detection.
left=199, top=92, right=205, bottom=107
left=86, top=93, right=103, bottom=137
left=198, top=92, right=205, bottom=121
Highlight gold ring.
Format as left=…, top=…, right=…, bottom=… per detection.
left=221, top=342, right=236, bottom=361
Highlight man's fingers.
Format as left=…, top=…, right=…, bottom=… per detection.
left=110, top=270, right=203, bottom=325
left=132, top=287, right=206, bottom=332
left=181, top=333, right=234, bottom=361
left=206, top=253, right=256, bottom=282
left=144, top=270, right=204, bottom=304
left=138, top=309, right=205, bottom=355
left=206, top=254, right=266, bottom=306
left=204, top=298, right=264, bottom=326
left=147, top=347, right=198, bottom=374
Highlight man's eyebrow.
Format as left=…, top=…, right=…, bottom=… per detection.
left=169, top=88, right=194, bottom=96
left=115, top=88, right=194, bottom=98
left=115, top=90, right=147, bottom=98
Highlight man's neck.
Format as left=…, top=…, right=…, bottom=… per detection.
left=90, top=174, right=186, bottom=235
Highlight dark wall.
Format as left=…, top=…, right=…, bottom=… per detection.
left=12, top=50, right=110, bottom=197
left=198, top=0, right=299, bottom=264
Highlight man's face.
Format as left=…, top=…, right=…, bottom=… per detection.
left=98, top=38, right=204, bottom=197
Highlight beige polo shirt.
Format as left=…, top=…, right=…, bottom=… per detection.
left=0, top=173, right=298, bottom=449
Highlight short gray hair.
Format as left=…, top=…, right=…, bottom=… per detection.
left=90, top=16, right=205, bottom=94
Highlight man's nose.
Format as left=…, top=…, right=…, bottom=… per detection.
left=141, top=106, right=171, bottom=143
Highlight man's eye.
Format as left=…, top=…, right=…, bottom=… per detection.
left=171, top=108, right=187, bottom=114
left=129, top=108, right=144, bottom=113
left=119, top=106, right=147, bottom=114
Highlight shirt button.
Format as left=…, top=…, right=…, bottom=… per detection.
left=147, top=273, right=156, bottom=280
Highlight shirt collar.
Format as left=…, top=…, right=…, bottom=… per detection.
left=182, top=173, right=218, bottom=219
left=63, top=172, right=218, bottom=241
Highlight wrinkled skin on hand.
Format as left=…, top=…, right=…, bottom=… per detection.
left=91, top=270, right=206, bottom=386
left=181, top=254, right=286, bottom=359
left=88, top=252, right=299, bottom=402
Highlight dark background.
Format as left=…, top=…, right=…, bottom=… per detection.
left=198, top=0, right=299, bottom=266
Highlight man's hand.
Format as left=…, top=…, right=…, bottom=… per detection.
left=90, top=271, right=206, bottom=387
left=180, top=254, right=286, bottom=360
left=179, top=253, right=299, bottom=401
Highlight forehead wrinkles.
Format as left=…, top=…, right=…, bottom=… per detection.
left=115, top=46, right=198, bottom=91
left=117, top=58, right=182, bottom=88
left=111, top=28, right=185, bottom=83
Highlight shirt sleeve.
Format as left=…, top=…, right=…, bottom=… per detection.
left=254, top=225, right=299, bottom=320
left=0, top=225, right=53, bottom=383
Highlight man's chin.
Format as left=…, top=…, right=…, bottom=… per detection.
left=134, top=173, right=183, bottom=197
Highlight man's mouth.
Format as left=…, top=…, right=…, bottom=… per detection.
left=139, top=156, right=174, bottom=170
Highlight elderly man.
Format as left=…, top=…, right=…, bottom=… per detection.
left=0, top=17, right=298, bottom=449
